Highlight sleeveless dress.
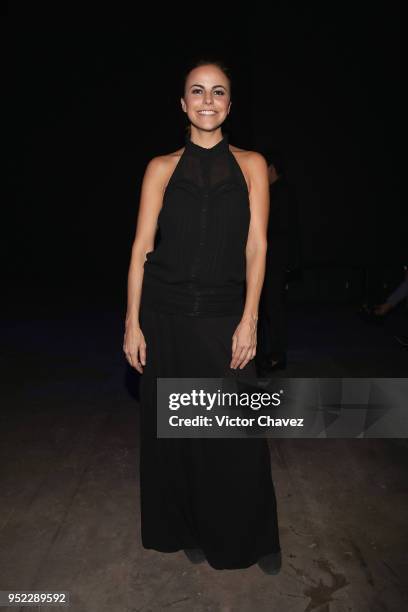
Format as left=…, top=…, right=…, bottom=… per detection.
left=138, top=133, right=281, bottom=570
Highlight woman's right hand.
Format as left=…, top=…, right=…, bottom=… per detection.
left=123, top=323, right=147, bottom=373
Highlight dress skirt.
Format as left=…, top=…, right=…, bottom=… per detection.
left=138, top=304, right=281, bottom=570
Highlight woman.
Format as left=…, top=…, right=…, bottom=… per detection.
left=123, top=59, right=281, bottom=573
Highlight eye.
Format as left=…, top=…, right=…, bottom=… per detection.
left=190, top=88, right=226, bottom=95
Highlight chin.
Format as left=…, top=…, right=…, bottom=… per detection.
left=190, top=118, right=226, bottom=132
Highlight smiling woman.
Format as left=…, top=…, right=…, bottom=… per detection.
left=123, top=58, right=282, bottom=573
left=181, top=58, right=232, bottom=140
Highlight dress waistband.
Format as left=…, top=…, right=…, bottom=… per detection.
left=141, top=273, right=245, bottom=317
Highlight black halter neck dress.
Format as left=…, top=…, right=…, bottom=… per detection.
left=138, top=133, right=281, bottom=570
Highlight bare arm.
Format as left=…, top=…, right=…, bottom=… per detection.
left=230, top=152, right=269, bottom=369
left=123, top=156, right=169, bottom=372
left=242, top=152, right=270, bottom=322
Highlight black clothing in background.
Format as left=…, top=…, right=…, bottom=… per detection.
left=258, top=176, right=301, bottom=363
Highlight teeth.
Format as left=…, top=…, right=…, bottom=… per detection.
left=198, top=111, right=216, bottom=115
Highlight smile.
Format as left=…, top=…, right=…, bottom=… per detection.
left=198, top=111, right=216, bottom=115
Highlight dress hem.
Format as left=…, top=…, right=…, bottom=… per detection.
left=141, top=543, right=282, bottom=571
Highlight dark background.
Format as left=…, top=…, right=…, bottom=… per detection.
left=8, top=13, right=407, bottom=314
left=4, top=16, right=408, bottom=608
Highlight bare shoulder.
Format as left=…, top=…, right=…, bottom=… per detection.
left=144, top=146, right=185, bottom=190
left=229, top=145, right=268, bottom=192
left=231, top=145, right=268, bottom=167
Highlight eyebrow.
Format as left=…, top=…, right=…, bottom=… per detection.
left=190, top=83, right=227, bottom=90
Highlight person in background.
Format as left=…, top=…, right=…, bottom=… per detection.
left=373, top=266, right=408, bottom=348
left=373, top=266, right=408, bottom=316
left=256, top=149, right=301, bottom=376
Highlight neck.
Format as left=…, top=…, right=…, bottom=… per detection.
left=188, top=127, right=224, bottom=149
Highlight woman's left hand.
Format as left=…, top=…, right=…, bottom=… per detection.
left=230, top=315, right=257, bottom=369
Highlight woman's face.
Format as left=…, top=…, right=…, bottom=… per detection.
left=181, top=64, right=231, bottom=132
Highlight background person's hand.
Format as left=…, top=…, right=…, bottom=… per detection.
left=123, top=324, right=147, bottom=373
left=230, top=315, right=257, bottom=370
left=373, top=303, right=393, bottom=316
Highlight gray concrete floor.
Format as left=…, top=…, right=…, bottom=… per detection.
left=1, top=304, right=407, bottom=611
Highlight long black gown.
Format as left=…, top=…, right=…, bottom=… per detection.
left=138, top=134, right=281, bottom=570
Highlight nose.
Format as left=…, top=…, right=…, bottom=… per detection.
left=204, top=91, right=214, bottom=104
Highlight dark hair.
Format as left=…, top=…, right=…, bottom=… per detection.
left=262, top=149, right=286, bottom=177
left=181, top=57, right=232, bottom=97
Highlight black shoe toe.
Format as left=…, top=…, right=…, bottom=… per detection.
left=183, top=548, right=206, bottom=564
left=257, top=550, right=282, bottom=575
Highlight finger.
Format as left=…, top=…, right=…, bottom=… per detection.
left=230, top=345, right=242, bottom=368
left=236, top=345, right=250, bottom=362
left=230, top=336, right=239, bottom=367
left=134, top=362, right=143, bottom=374
left=239, top=349, right=254, bottom=369
left=125, top=354, right=132, bottom=366
left=231, top=345, right=248, bottom=369
left=239, top=359, right=250, bottom=370
left=139, top=344, right=147, bottom=366
left=130, top=351, right=143, bottom=374
left=237, top=348, right=251, bottom=369
left=238, top=344, right=256, bottom=368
